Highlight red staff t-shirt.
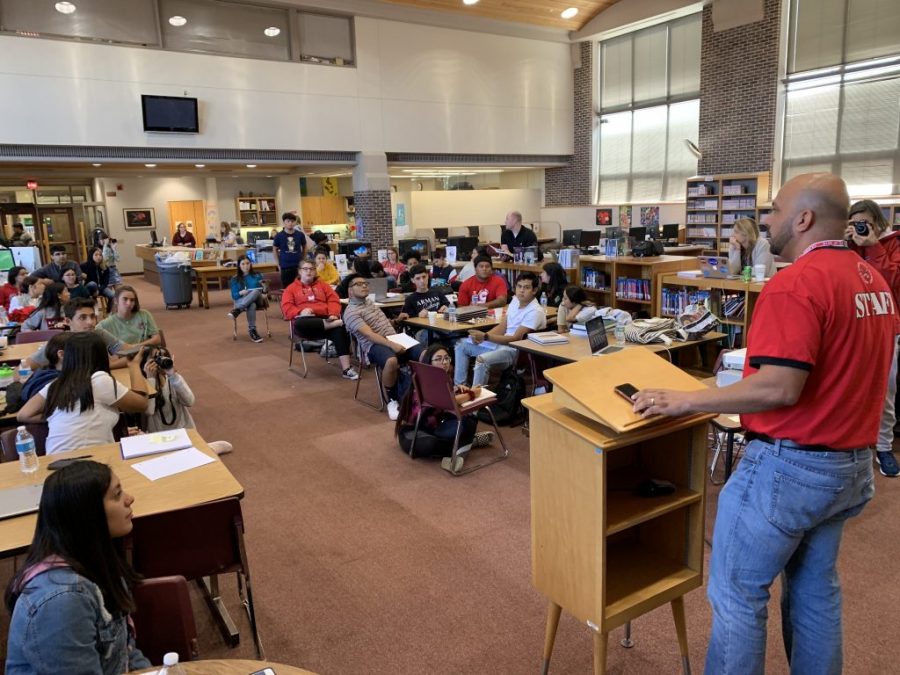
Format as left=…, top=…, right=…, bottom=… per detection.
left=741, top=246, right=896, bottom=449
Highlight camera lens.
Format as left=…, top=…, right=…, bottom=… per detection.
left=854, top=221, right=870, bottom=236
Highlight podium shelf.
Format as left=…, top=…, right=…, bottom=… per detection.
left=606, top=488, right=701, bottom=535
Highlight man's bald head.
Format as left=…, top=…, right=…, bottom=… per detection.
left=764, top=173, right=850, bottom=259
left=785, top=173, right=849, bottom=237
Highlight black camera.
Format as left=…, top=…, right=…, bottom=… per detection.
left=153, top=350, right=174, bottom=371
left=852, top=220, right=870, bottom=236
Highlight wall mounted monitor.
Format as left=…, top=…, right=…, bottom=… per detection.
left=399, top=238, right=429, bottom=260
left=562, top=229, right=582, bottom=246
left=580, top=230, right=602, bottom=248
left=338, top=241, right=372, bottom=259
left=141, top=95, right=199, bottom=133
left=662, top=223, right=679, bottom=240
left=445, top=236, right=478, bottom=260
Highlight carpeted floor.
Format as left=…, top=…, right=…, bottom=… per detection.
left=1, top=275, right=898, bottom=674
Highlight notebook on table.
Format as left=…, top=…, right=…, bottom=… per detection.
left=527, top=331, right=569, bottom=345
left=121, top=429, right=193, bottom=460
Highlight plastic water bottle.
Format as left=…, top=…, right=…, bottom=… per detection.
left=15, top=426, right=38, bottom=474
left=17, top=360, right=31, bottom=383
left=614, top=318, right=627, bottom=344
left=540, top=295, right=548, bottom=310
left=158, top=652, right=186, bottom=675
left=448, top=300, right=457, bottom=324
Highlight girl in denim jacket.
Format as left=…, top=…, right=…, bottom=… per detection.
left=4, top=461, right=151, bottom=674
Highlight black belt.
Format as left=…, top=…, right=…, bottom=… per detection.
left=745, top=432, right=840, bottom=453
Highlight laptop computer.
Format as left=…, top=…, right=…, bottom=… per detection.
left=0, top=484, right=43, bottom=522
left=367, top=277, right=391, bottom=301
left=699, top=256, right=738, bottom=279
left=587, top=316, right=624, bottom=356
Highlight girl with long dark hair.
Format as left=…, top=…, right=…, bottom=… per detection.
left=228, top=255, right=266, bottom=343
left=23, top=282, right=69, bottom=331
left=0, top=264, right=27, bottom=310
left=539, top=262, right=569, bottom=308
left=81, top=246, right=114, bottom=303
left=4, top=461, right=151, bottom=673
left=17, top=332, right=149, bottom=454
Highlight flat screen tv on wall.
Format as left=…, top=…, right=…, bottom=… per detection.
left=141, top=95, right=199, bottom=133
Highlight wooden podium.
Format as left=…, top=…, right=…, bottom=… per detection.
left=523, top=349, right=714, bottom=674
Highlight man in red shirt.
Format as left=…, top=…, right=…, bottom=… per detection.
left=633, top=174, right=896, bottom=675
left=281, top=261, right=358, bottom=380
left=456, top=256, right=507, bottom=308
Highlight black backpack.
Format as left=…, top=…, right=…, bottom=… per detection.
left=632, top=240, right=664, bottom=257
left=478, top=368, right=526, bottom=427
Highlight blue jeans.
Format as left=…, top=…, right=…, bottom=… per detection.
left=454, top=340, right=517, bottom=387
left=234, top=288, right=265, bottom=329
left=705, top=439, right=874, bottom=675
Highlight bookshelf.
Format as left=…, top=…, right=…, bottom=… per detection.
left=235, top=196, right=278, bottom=228
left=685, top=172, right=770, bottom=254
left=578, top=255, right=699, bottom=316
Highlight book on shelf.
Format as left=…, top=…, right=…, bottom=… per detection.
left=527, top=331, right=569, bottom=345
left=615, top=277, right=651, bottom=301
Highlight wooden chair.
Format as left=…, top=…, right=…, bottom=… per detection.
left=0, top=423, right=49, bottom=462
left=132, top=575, right=199, bottom=666
left=352, top=335, right=385, bottom=411
left=128, top=498, right=264, bottom=659
left=14, top=329, right=62, bottom=345
left=408, top=360, right=509, bottom=476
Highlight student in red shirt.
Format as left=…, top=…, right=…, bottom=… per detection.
left=632, top=174, right=895, bottom=675
left=456, top=256, right=507, bottom=308
left=0, top=265, right=26, bottom=311
left=281, top=261, right=358, bottom=380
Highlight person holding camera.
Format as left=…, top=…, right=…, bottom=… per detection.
left=140, top=345, right=233, bottom=455
left=846, top=199, right=900, bottom=477
left=726, top=217, right=776, bottom=277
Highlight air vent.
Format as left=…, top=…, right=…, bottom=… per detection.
left=0, top=144, right=356, bottom=163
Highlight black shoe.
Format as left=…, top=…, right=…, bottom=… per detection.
left=227, top=309, right=242, bottom=320
left=249, top=328, right=264, bottom=343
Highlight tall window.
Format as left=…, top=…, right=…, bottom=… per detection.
left=595, top=12, right=701, bottom=203
left=782, top=0, right=900, bottom=196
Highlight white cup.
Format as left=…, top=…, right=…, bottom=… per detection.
left=493, top=308, right=504, bottom=320
left=367, top=292, right=376, bottom=303
left=427, top=311, right=437, bottom=324
left=753, top=263, right=766, bottom=281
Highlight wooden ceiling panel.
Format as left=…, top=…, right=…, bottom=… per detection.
left=379, top=0, right=620, bottom=30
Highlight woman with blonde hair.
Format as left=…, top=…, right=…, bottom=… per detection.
left=727, top=217, right=775, bottom=277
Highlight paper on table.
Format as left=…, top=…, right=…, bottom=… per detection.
left=460, top=387, right=496, bottom=409
left=387, top=333, right=421, bottom=350
left=727, top=414, right=740, bottom=423
left=131, top=447, right=215, bottom=481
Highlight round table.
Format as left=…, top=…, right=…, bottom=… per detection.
left=137, top=659, right=317, bottom=674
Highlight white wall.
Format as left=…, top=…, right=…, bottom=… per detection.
left=540, top=204, right=686, bottom=231
left=0, top=16, right=572, bottom=155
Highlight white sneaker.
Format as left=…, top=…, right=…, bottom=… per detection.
left=341, top=367, right=359, bottom=380
left=387, top=400, right=400, bottom=421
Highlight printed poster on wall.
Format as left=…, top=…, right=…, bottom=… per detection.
left=640, top=206, right=660, bottom=228
left=619, top=205, right=632, bottom=229
left=395, top=203, right=406, bottom=227
left=595, top=208, right=612, bottom=227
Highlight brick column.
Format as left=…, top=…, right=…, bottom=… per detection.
left=697, top=0, right=782, bottom=183
left=352, top=152, right=393, bottom=248
left=545, top=41, right=593, bottom=206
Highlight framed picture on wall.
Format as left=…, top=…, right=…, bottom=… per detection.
left=595, top=208, right=612, bottom=227
left=123, top=208, right=155, bottom=229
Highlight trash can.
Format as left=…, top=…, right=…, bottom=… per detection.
left=157, top=262, right=193, bottom=309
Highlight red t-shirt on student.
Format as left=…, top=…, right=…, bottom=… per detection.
left=741, top=245, right=896, bottom=449
left=457, top=274, right=507, bottom=306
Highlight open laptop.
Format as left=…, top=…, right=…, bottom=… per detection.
left=367, top=277, right=391, bottom=301
left=587, top=316, right=624, bottom=356
left=699, top=256, right=738, bottom=279
left=0, top=484, right=43, bottom=522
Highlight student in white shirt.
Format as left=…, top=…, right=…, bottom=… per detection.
left=454, top=271, right=546, bottom=386
left=17, top=332, right=149, bottom=454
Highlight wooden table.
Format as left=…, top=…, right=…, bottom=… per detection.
left=511, top=330, right=726, bottom=363
left=195, top=263, right=277, bottom=309
left=134, top=245, right=251, bottom=286
left=663, top=244, right=705, bottom=255
left=0, top=341, right=45, bottom=364
left=402, top=306, right=558, bottom=337
left=0, top=429, right=243, bottom=557
left=136, top=659, right=317, bottom=674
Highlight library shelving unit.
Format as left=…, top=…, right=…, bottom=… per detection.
left=685, top=172, right=770, bottom=254
left=656, top=273, right=766, bottom=349
left=525, top=349, right=714, bottom=674
left=578, top=255, right=699, bottom=315
left=235, top=196, right=278, bottom=229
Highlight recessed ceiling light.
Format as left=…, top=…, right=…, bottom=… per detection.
left=168, top=16, right=187, bottom=27
left=91, top=163, right=102, bottom=167
left=561, top=7, right=578, bottom=19
left=55, top=2, right=76, bottom=15
left=144, top=163, right=156, bottom=168
left=194, top=164, right=205, bottom=168
left=246, top=164, right=257, bottom=168
left=463, top=0, right=479, bottom=5
left=264, top=26, right=280, bottom=37
left=266, top=175, right=273, bottom=178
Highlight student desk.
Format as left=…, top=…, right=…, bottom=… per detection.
left=511, top=330, right=726, bottom=364
left=0, top=429, right=242, bottom=558
left=195, top=263, right=277, bottom=309
left=136, top=660, right=317, bottom=675
left=402, top=306, right=558, bottom=338
left=0, top=341, right=45, bottom=364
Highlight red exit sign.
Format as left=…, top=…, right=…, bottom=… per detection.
left=26, top=180, right=38, bottom=190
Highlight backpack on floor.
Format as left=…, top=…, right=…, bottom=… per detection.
left=477, top=368, right=526, bottom=427
left=398, top=428, right=454, bottom=458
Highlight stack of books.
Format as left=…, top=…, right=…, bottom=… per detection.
left=527, top=331, right=569, bottom=345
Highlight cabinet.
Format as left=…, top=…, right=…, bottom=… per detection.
left=578, top=255, right=698, bottom=315
left=236, top=196, right=278, bottom=228
left=167, top=200, right=206, bottom=242
left=685, top=172, right=770, bottom=254
left=300, top=196, right=346, bottom=228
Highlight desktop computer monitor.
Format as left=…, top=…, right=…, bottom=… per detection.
left=662, top=223, right=679, bottom=240
left=445, top=236, right=478, bottom=260
left=0, top=249, right=14, bottom=271
left=629, top=226, right=647, bottom=241
left=580, top=230, right=602, bottom=248
left=467, top=226, right=480, bottom=238
left=433, top=227, right=449, bottom=242
left=246, top=230, right=269, bottom=245
left=338, top=241, right=372, bottom=259
left=645, top=223, right=661, bottom=240
left=398, top=238, right=429, bottom=260
left=562, top=229, right=582, bottom=246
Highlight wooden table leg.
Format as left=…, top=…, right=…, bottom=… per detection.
left=540, top=602, right=562, bottom=675
left=671, top=596, right=692, bottom=675
left=593, top=631, right=608, bottom=675
left=201, top=277, right=210, bottom=309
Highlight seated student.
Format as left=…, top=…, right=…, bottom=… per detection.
left=397, top=264, right=449, bottom=322
left=455, top=246, right=488, bottom=288
left=81, top=246, right=115, bottom=303
left=539, top=262, right=568, bottom=307
left=101, top=235, right=123, bottom=289
left=17, top=332, right=149, bottom=455
left=227, top=255, right=266, bottom=344
left=431, top=247, right=457, bottom=285
left=454, top=271, right=545, bottom=387
left=23, top=282, right=70, bottom=331
left=558, top=285, right=595, bottom=330
left=140, top=345, right=233, bottom=455
left=456, top=255, right=508, bottom=308
left=281, top=260, right=359, bottom=380
left=172, top=222, right=197, bottom=247
left=382, top=247, right=406, bottom=279
left=61, top=267, right=91, bottom=300
left=98, top=286, right=161, bottom=347
left=314, top=246, right=340, bottom=286
left=396, top=251, right=423, bottom=293
left=335, top=257, right=375, bottom=299
left=0, top=265, right=27, bottom=310
left=33, top=244, right=83, bottom=283
left=370, top=260, right=397, bottom=288
left=343, top=273, right=425, bottom=420
left=4, top=461, right=151, bottom=674
left=395, top=344, right=494, bottom=468
left=726, top=217, right=776, bottom=277
left=3, top=332, right=72, bottom=416
left=9, top=274, right=46, bottom=314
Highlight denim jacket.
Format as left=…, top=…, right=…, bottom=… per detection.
left=5, top=566, right=150, bottom=674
